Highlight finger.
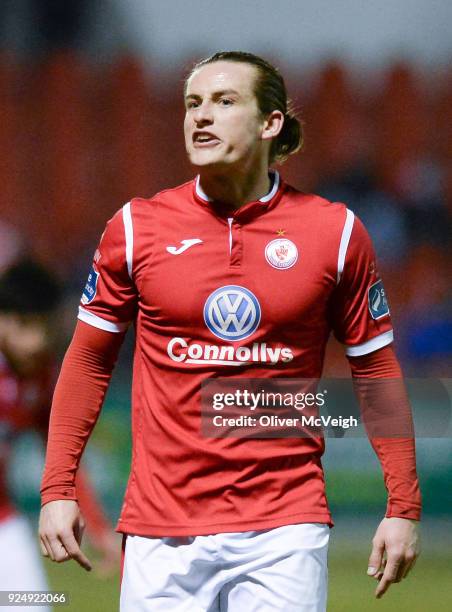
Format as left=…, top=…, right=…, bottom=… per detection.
left=40, top=536, right=53, bottom=559
left=396, top=551, right=417, bottom=582
left=373, top=557, right=386, bottom=580
left=42, top=535, right=56, bottom=561
left=396, top=547, right=419, bottom=582
left=46, top=535, right=70, bottom=563
left=395, top=558, right=409, bottom=583
left=60, top=531, right=92, bottom=572
left=39, top=538, right=49, bottom=557
left=73, top=517, right=85, bottom=546
left=375, top=557, right=402, bottom=598
left=368, top=539, right=385, bottom=577
left=401, top=554, right=418, bottom=579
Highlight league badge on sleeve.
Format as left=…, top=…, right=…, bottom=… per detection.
left=81, top=264, right=99, bottom=305
left=368, top=279, right=390, bottom=320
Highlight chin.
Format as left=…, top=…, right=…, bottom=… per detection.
left=187, top=142, right=230, bottom=165
left=189, top=153, right=226, bottom=169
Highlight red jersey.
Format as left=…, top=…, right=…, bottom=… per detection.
left=77, top=172, right=393, bottom=536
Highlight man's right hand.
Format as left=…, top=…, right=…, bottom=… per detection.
left=39, top=500, right=92, bottom=571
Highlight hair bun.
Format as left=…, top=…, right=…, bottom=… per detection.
left=275, top=111, right=303, bottom=164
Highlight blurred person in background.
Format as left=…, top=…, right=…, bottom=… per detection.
left=0, top=258, right=119, bottom=602
left=0, top=221, right=24, bottom=274
left=39, top=52, right=421, bottom=611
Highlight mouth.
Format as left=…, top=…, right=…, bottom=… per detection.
left=192, top=131, right=221, bottom=148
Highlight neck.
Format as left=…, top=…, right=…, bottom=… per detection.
left=198, top=160, right=272, bottom=210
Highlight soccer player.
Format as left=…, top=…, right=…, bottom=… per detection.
left=39, top=52, right=421, bottom=611
left=0, top=259, right=118, bottom=603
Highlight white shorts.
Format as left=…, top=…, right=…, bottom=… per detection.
left=0, top=514, right=50, bottom=612
left=120, top=523, right=329, bottom=612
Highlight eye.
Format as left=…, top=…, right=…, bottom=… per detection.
left=186, top=100, right=200, bottom=110
left=219, top=98, right=233, bottom=106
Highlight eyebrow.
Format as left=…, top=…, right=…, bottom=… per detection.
left=185, top=89, right=241, bottom=100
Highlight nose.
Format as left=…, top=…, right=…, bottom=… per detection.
left=193, top=101, right=214, bottom=126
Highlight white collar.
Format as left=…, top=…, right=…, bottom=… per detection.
left=195, top=170, right=280, bottom=203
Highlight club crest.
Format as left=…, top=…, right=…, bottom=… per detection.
left=265, top=238, right=298, bottom=270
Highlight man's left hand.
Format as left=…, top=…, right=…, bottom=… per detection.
left=367, top=517, right=420, bottom=598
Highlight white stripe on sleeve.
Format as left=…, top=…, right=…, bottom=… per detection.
left=78, top=306, right=130, bottom=333
left=337, top=209, right=355, bottom=283
left=122, top=202, right=133, bottom=279
left=345, top=330, right=394, bottom=357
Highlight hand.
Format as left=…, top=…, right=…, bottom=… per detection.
left=39, top=500, right=92, bottom=571
left=367, top=517, right=420, bottom=598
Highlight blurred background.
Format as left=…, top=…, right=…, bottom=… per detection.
left=0, top=1, right=451, bottom=610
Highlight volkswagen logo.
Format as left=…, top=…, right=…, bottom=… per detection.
left=203, top=285, right=261, bottom=341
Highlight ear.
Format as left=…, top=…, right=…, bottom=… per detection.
left=261, top=110, right=284, bottom=142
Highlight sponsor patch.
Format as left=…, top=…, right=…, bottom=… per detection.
left=368, top=279, right=390, bottom=320
left=265, top=238, right=298, bottom=270
left=81, top=265, right=99, bottom=305
left=204, top=285, right=261, bottom=341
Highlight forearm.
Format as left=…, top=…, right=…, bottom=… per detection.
left=369, top=438, right=421, bottom=519
left=348, top=345, right=421, bottom=520
left=40, top=321, right=125, bottom=505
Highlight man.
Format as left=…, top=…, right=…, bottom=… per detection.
left=0, top=259, right=118, bottom=605
left=40, top=52, right=421, bottom=611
